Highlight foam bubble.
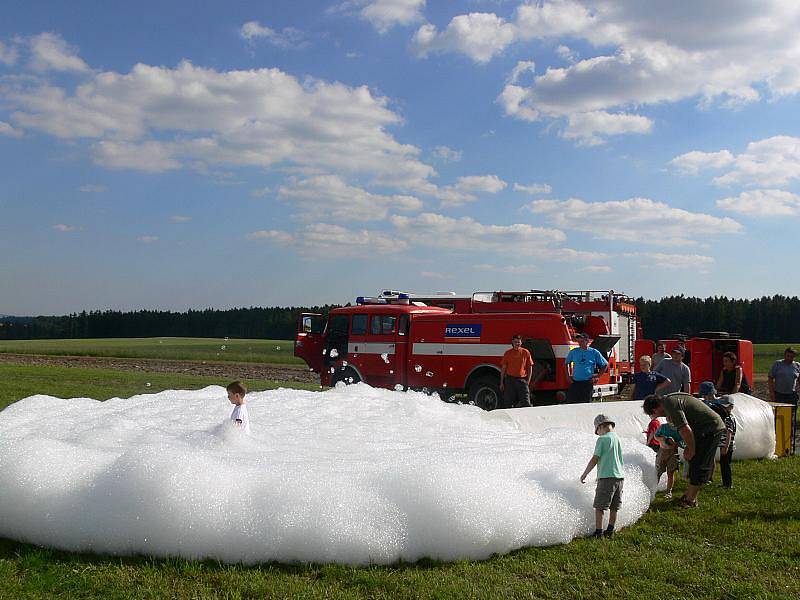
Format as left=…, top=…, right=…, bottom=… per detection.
left=0, top=385, right=658, bottom=565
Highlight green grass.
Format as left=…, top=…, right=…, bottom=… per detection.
left=0, top=337, right=303, bottom=365
left=754, top=344, right=800, bottom=374
left=1, top=360, right=799, bottom=598
left=0, top=364, right=319, bottom=412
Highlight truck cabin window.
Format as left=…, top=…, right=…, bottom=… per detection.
left=371, top=315, right=397, bottom=335
left=351, top=314, right=368, bottom=335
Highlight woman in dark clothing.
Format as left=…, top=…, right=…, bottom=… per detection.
left=716, top=352, right=751, bottom=395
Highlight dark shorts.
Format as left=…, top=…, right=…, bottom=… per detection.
left=567, top=379, right=594, bottom=403
left=503, top=376, right=531, bottom=408
left=594, top=477, right=624, bottom=511
left=688, top=431, right=723, bottom=486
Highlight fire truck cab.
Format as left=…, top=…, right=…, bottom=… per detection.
left=295, top=293, right=622, bottom=409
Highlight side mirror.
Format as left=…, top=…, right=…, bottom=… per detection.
left=302, top=316, right=312, bottom=333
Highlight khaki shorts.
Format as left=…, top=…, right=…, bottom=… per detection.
left=594, top=477, right=624, bottom=511
left=656, top=446, right=679, bottom=478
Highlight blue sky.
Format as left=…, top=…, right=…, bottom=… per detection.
left=2, top=1, right=800, bottom=315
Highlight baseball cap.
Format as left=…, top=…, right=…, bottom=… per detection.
left=698, top=381, right=716, bottom=396
left=717, top=395, right=735, bottom=406
left=576, top=332, right=589, bottom=340
left=593, top=414, right=615, bottom=434
left=670, top=346, right=684, bottom=355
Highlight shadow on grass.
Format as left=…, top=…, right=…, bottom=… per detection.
left=0, top=537, right=451, bottom=575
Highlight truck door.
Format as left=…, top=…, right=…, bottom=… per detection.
left=406, top=319, right=444, bottom=390
left=325, top=314, right=350, bottom=366
left=295, top=313, right=325, bottom=373
left=363, top=313, right=399, bottom=388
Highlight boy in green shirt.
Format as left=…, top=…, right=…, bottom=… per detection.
left=580, top=414, right=625, bottom=538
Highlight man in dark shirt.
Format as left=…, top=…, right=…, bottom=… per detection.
left=642, top=392, right=726, bottom=508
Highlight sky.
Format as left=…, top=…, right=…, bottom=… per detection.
left=1, top=1, right=800, bottom=315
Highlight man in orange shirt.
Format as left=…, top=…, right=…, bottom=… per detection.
left=500, top=334, right=534, bottom=408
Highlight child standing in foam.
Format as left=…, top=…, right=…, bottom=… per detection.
left=580, top=414, right=625, bottom=538
left=226, top=381, right=251, bottom=434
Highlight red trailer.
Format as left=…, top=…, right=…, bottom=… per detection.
left=635, top=332, right=753, bottom=395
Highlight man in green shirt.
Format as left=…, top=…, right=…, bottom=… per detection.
left=642, top=393, right=725, bottom=508
left=580, top=414, right=625, bottom=537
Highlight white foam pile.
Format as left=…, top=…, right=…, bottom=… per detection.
left=0, top=385, right=660, bottom=565
left=489, top=393, right=776, bottom=461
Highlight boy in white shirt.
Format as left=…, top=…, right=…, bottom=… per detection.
left=226, top=381, right=251, bottom=434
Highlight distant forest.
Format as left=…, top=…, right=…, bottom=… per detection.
left=1, top=295, right=799, bottom=343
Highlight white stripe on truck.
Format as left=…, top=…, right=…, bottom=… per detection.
left=412, top=343, right=574, bottom=358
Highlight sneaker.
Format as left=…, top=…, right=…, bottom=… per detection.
left=665, top=491, right=673, bottom=499
left=591, top=530, right=603, bottom=538
left=604, top=528, right=615, bottom=538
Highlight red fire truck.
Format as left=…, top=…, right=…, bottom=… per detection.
left=635, top=332, right=754, bottom=395
left=294, top=290, right=634, bottom=409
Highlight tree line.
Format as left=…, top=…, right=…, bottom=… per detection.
left=1, top=295, right=799, bottom=342
left=635, top=295, right=800, bottom=343
left=0, top=306, right=337, bottom=341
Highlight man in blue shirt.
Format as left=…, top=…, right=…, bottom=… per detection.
left=565, top=333, right=609, bottom=403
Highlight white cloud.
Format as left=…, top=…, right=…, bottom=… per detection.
left=53, top=223, right=77, bottom=232
left=247, top=229, right=293, bottom=244
left=675, top=136, right=800, bottom=188
left=390, top=212, right=565, bottom=253
left=556, top=45, right=577, bottom=63
left=475, top=263, right=539, bottom=273
left=561, top=111, right=652, bottom=146
left=277, top=174, right=422, bottom=222
left=716, top=189, right=800, bottom=217
left=578, top=265, right=612, bottom=273
left=0, top=121, right=22, bottom=138
left=239, top=21, right=307, bottom=49
left=528, top=197, right=743, bottom=245
left=513, top=182, right=552, bottom=195
left=669, top=150, right=736, bottom=175
left=412, top=12, right=518, bottom=63
left=250, top=224, right=404, bottom=256
left=0, top=41, right=19, bottom=66
left=170, top=215, right=192, bottom=223
left=508, top=60, right=535, bottom=84
left=334, top=1, right=426, bottom=33
left=408, top=2, right=800, bottom=144
left=437, top=174, right=507, bottom=207
left=433, top=145, right=462, bottom=163
left=92, top=141, right=182, bottom=173
left=622, top=252, right=715, bottom=270
left=29, top=33, right=90, bottom=73
left=4, top=57, right=435, bottom=189
left=250, top=187, right=271, bottom=198
left=421, top=270, right=455, bottom=280
left=137, top=235, right=159, bottom=244
left=78, top=183, right=107, bottom=193
left=363, top=0, right=426, bottom=33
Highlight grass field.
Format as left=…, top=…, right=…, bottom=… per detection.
left=754, top=344, right=799, bottom=373
left=0, top=337, right=303, bottom=365
left=1, top=349, right=799, bottom=598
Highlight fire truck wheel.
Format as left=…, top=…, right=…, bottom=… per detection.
left=468, top=376, right=502, bottom=411
left=331, top=367, right=361, bottom=387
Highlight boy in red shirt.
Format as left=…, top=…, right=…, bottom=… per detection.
left=500, top=334, right=534, bottom=408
